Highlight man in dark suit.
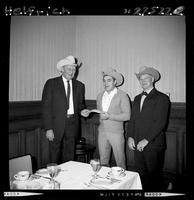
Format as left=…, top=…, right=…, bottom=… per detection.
left=127, top=66, right=170, bottom=191
left=42, top=55, right=90, bottom=164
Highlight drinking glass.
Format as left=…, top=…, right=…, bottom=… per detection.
left=46, top=163, right=58, bottom=183
left=90, top=158, right=101, bottom=179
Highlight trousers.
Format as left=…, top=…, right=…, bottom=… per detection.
left=98, top=130, right=126, bottom=169
left=49, top=117, right=78, bottom=164
left=134, top=147, right=165, bottom=191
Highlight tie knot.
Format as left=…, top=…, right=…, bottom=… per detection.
left=142, top=91, right=148, bottom=96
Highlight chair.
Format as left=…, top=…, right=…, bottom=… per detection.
left=9, top=154, right=33, bottom=181
left=75, top=144, right=96, bottom=163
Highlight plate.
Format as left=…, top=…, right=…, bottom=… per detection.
left=36, top=167, right=61, bottom=176
left=29, top=174, right=42, bottom=180
left=36, top=168, right=48, bottom=175
left=107, top=171, right=126, bottom=178
left=91, top=177, right=112, bottom=186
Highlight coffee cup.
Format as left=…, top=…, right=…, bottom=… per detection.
left=14, top=171, right=30, bottom=181
left=111, top=167, right=125, bottom=176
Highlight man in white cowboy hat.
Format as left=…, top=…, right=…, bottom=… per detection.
left=127, top=66, right=170, bottom=190
left=42, top=55, right=90, bottom=164
left=96, top=69, right=131, bottom=169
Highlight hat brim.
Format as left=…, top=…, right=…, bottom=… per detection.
left=102, top=71, right=124, bottom=86
left=57, top=63, right=77, bottom=72
left=135, top=68, right=160, bottom=82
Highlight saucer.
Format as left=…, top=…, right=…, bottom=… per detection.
left=107, top=171, right=126, bottom=178
left=11, top=180, right=28, bottom=189
left=36, top=167, right=61, bottom=177
left=36, top=168, right=48, bottom=175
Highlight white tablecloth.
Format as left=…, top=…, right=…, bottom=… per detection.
left=11, top=161, right=142, bottom=190
left=55, top=161, right=142, bottom=189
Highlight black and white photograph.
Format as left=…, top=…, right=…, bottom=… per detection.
left=3, top=1, right=191, bottom=199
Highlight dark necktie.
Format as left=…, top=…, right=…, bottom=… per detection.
left=142, top=91, right=148, bottom=96
left=67, top=80, right=70, bottom=109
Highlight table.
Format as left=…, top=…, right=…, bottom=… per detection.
left=11, top=161, right=142, bottom=190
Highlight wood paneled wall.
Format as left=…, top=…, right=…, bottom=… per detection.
left=9, top=100, right=186, bottom=178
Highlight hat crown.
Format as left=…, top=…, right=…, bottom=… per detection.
left=102, top=68, right=117, bottom=75
left=66, top=55, right=76, bottom=63
left=136, top=66, right=160, bottom=82
left=102, top=68, right=123, bottom=87
left=56, top=55, right=77, bottom=71
left=139, top=66, right=148, bottom=73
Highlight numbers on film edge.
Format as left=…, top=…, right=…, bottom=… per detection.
left=124, top=6, right=185, bottom=16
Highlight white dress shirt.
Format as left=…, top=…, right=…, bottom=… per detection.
left=102, top=88, right=117, bottom=112
left=62, top=76, right=74, bottom=114
left=140, top=87, right=153, bottom=111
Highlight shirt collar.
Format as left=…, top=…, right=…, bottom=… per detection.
left=144, top=87, right=154, bottom=94
left=104, top=87, right=117, bottom=96
left=62, top=76, right=72, bottom=83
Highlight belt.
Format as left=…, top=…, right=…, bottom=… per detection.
left=67, top=114, right=75, bottom=118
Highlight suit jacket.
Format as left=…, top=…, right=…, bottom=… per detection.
left=97, top=89, right=130, bottom=134
left=128, top=88, right=170, bottom=149
left=41, top=75, right=86, bottom=140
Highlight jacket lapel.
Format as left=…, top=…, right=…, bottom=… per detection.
left=136, top=95, right=142, bottom=113
left=107, top=90, right=118, bottom=112
left=141, top=88, right=156, bottom=111
left=99, top=92, right=104, bottom=111
left=72, top=79, right=77, bottom=111
left=58, top=76, right=68, bottom=105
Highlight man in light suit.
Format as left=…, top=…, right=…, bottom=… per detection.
left=127, top=66, right=170, bottom=190
left=42, top=55, right=90, bottom=164
left=97, top=69, right=131, bottom=169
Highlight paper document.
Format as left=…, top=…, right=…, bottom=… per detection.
left=89, top=109, right=102, bottom=114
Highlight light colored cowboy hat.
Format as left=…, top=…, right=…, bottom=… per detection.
left=56, top=55, right=78, bottom=72
left=102, top=68, right=124, bottom=87
left=135, top=66, right=160, bottom=82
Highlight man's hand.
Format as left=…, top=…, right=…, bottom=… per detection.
left=81, top=109, right=90, bottom=117
left=100, top=112, right=109, bottom=120
left=128, top=137, right=136, bottom=150
left=46, top=129, right=54, bottom=141
left=137, top=139, right=149, bottom=152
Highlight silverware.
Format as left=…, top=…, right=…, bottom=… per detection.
left=92, top=175, right=121, bottom=184
left=98, top=175, right=121, bottom=182
left=33, top=174, right=51, bottom=180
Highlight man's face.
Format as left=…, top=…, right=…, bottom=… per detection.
left=61, top=65, right=76, bottom=80
left=139, top=74, right=154, bottom=90
left=103, top=75, right=116, bottom=93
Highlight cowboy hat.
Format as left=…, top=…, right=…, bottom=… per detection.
left=135, top=66, right=160, bottom=82
left=56, top=55, right=78, bottom=72
left=102, top=69, right=124, bottom=87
